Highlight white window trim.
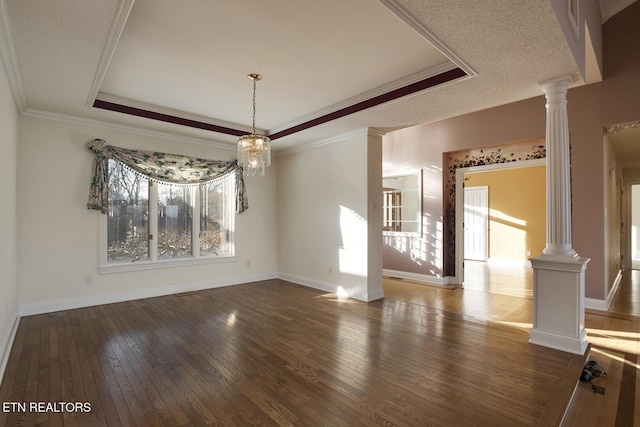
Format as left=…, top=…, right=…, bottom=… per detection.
left=99, top=172, right=237, bottom=274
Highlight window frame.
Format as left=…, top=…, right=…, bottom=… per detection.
left=99, top=168, right=238, bottom=274
left=382, top=170, right=423, bottom=237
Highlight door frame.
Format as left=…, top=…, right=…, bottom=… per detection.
left=454, top=158, right=546, bottom=285
left=622, top=169, right=640, bottom=270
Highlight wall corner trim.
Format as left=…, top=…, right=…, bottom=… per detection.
left=0, top=313, right=20, bottom=386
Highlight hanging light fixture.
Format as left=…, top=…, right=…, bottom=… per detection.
left=237, top=73, right=271, bottom=177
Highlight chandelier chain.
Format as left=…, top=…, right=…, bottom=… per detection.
left=252, top=78, right=257, bottom=136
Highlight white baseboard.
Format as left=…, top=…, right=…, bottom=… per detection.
left=585, top=297, right=609, bottom=311
left=278, top=273, right=384, bottom=302
left=584, top=269, right=622, bottom=311
left=0, top=313, right=20, bottom=386
left=530, top=328, right=589, bottom=355
left=19, top=272, right=278, bottom=316
left=383, top=269, right=453, bottom=286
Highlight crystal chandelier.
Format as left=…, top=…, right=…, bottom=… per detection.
left=237, top=73, right=271, bottom=177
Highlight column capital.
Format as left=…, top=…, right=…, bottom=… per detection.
left=539, top=75, right=573, bottom=94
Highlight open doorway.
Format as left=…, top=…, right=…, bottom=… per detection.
left=631, top=184, right=640, bottom=270
left=455, top=159, right=545, bottom=297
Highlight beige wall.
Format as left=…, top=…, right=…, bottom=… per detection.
left=277, top=130, right=383, bottom=301
left=16, top=115, right=278, bottom=312
left=465, top=165, right=546, bottom=262
left=0, top=55, right=19, bottom=377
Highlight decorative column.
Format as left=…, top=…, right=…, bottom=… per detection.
left=529, top=76, right=590, bottom=355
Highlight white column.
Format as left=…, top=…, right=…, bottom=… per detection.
left=541, top=76, right=576, bottom=258
left=529, top=76, right=590, bottom=355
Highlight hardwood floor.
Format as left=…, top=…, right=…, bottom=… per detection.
left=562, top=270, right=640, bottom=426
left=0, top=276, right=585, bottom=426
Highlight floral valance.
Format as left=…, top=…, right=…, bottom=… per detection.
left=87, top=139, right=248, bottom=214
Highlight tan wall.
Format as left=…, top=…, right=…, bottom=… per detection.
left=465, top=165, right=546, bottom=261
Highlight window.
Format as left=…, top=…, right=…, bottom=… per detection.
left=382, top=171, right=422, bottom=236
left=382, top=187, right=402, bottom=232
left=102, top=159, right=235, bottom=271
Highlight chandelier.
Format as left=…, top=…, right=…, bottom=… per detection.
left=237, top=73, right=271, bottom=177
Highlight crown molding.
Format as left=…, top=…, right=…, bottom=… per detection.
left=269, top=62, right=459, bottom=135
left=22, top=108, right=236, bottom=151
left=378, top=0, right=477, bottom=78
left=94, top=94, right=257, bottom=135
left=85, top=0, right=135, bottom=108
left=269, top=67, right=467, bottom=140
left=94, top=67, right=466, bottom=143
left=276, top=128, right=384, bottom=157
left=604, top=119, right=640, bottom=134
left=0, top=0, right=27, bottom=111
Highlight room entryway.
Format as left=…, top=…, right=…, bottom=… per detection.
left=631, top=184, right=640, bottom=269
left=463, top=260, right=533, bottom=299
left=456, top=159, right=545, bottom=296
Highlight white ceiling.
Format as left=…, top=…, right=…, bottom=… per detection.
left=1, top=0, right=638, bottom=154
left=99, top=0, right=456, bottom=133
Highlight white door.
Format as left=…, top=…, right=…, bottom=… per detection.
left=464, top=186, right=489, bottom=261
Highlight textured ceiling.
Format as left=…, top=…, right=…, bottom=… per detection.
left=1, top=0, right=637, bottom=154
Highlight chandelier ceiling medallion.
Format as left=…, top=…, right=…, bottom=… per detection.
left=237, top=73, right=271, bottom=177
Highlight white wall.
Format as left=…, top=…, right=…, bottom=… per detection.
left=0, top=52, right=19, bottom=380
left=16, top=114, right=278, bottom=314
left=277, top=130, right=383, bottom=301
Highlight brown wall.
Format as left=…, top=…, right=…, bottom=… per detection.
left=382, top=99, right=546, bottom=278
left=383, top=0, right=640, bottom=299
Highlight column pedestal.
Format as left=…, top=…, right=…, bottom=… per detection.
left=530, top=76, right=589, bottom=355
left=530, top=255, right=590, bottom=355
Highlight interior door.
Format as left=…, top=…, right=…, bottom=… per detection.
left=464, top=186, right=489, bottom=261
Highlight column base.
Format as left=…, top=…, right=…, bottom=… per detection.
left=530, top=327, right=589, bottom=355
left=530, top=255, right=590, bottom=355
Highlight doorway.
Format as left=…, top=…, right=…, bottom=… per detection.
left=455, top=159, right=546, bottom=291
left=631, top=184, right=640, bottom=269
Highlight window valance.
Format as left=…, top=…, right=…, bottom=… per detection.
left=86, top=139, right=248, bottom=214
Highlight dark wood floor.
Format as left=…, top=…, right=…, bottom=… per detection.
left=0, top=277, right=585, bottom=426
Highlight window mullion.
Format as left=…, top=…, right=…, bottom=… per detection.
left=149, top=181, right=158, bottom=262
left=192, top=186, right=200, bottom=258
left=227, top=175, right=235, bottom=256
